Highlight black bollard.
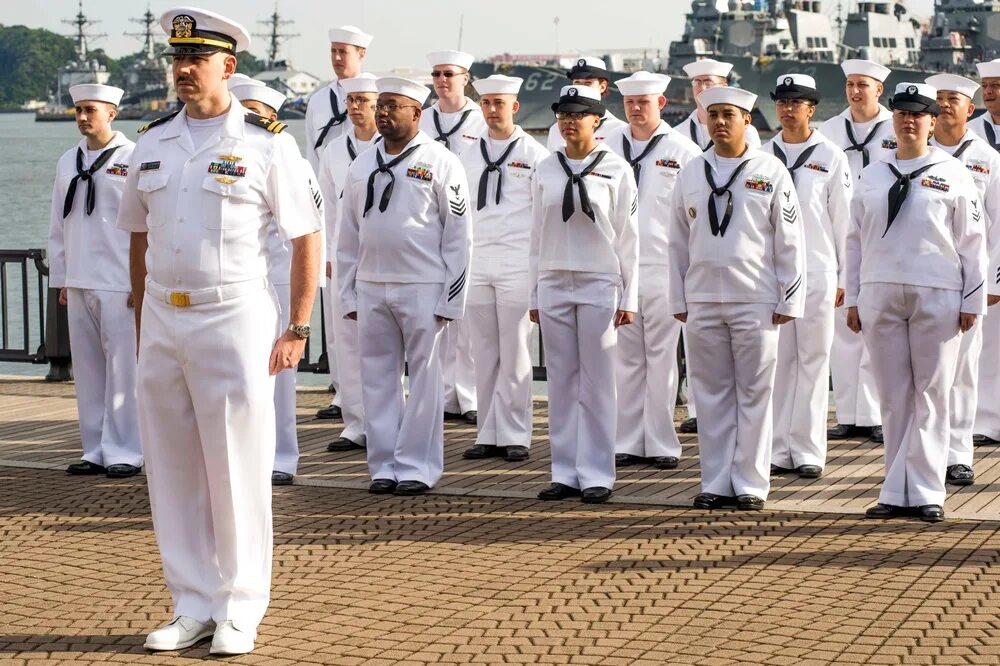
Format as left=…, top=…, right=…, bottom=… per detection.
left=44, top=286, right=72, bottom=382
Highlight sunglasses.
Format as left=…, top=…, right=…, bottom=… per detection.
left=431, top=70, right=462, bottom=78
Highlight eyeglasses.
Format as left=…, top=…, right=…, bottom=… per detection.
left=375, top=102, right=420, bottom=113
left=431, top=70, right=462, bottom=78
left=775, top=99, right=810, bottom=107
left=345, top=95, right=376, bottom=106
left=555, top=111, right=596, bottom=121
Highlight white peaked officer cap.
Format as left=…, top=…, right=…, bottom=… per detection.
left=841, top=59, right=890, bottom=82
left=551, top=84, right=606, bottom=114
left=889, top=82, right=940, bottom=115
left=472, top=74, right=523, bottom=96
left=976, top=59, right=1000, bottom=79
left=159, top=6, right=251, bottom=54
left=567, top=56, right=609, bottom=79
left=683, top=59, right=733, bottom=79
left=559, top=85, right=601, bottom=102
left=69, top=83, right=124, bottom=106
left=925, top=73, right=979, bottom=99
left=770, top=73, right=820, bottom=103
left=328, top=25, right=373, bottom=47
left=377, top=76, right=431, bottom=105
left=227, top=73, right=261, bottom=90
left=340, top=73, right=379, bottom=94
left=231, top=83, right=286, bottom=112
left=427, top=50, right=475, bottom=70
left=615, top=71, right=671, bottom=96
left=699, top=86, right=757, bottom=112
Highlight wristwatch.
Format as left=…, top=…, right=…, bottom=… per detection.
left=287, top=322, right=311, bottom=339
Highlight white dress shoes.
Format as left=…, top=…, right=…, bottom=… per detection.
left=144, top=616, right=216, bottom=650
left=209, top=620, right=256, bottom=655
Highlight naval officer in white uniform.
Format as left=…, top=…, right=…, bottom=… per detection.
left=338, top=76, right=472, bottom=496
left=420, top=50, right=484, bottom=426
left=669, top=86, right=806, bottom=511
left=530, top=85, right=638, bottom=504
left=458, top=74, right=548, bottom=463
left=819, top=59, right=897, bottom=443
left=119, top=7, right=322, bottom=655
left=602, top=71, right=700, bottom=470
left=317, top=73, right=381, bottom=455
left=763, top=74, right=852, bottom=479
left=925, top=73, right=1000, bottom=487
left=846, top=82, right=986, bottom=523
left=969, top=58, right=1000, bottom=446
left=48, top=83, right=142, bottom=479
left=545, top=56, right=626, bottom=151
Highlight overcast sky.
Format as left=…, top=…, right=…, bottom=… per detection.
left=3, top=0, right=936, bottom=81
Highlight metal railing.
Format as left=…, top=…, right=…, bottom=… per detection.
left=0, top=249, right=48, bottom=364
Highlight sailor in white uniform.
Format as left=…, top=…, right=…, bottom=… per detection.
left=925, top=73, right=1000, bottom=487
left=419, top=50, right=485, bottom=425
left=338, top=76, right=472, bottom=496
left=846, top=82, right=986, bottom=523
left=819, top=59, right=897, bottom=443
left=530, top=85, right=638, bottom=504
left=458, top=74, right=548, bottom=463
left=669, top=86, right=806, bottom=511
left=672, top=58, right=761, bottom=435
left=119, top=8, right=322, bottom=655
left=545, top=56, right=627, bottom=151
left=317, top=73, right=381, bottom=456
left=969, top=58, right=1000, bottom=446
left=603, top=71, right=700, bottom=470
left=305, top=24, right=372, bottom=421
left=47, top=83, right=142, bottom=479
left=230, top=77, right=309, bottom=486
left=764, top=74, right=852, bottom=479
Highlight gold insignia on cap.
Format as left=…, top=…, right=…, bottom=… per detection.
left=218, top=154, right=242, bottom=162
left=688, top=207, right=697, bottom=219
left=215, top=176, right=238, bottom=184
left=172, top=14, right=194, bottom=39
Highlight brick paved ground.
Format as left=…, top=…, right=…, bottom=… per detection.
left=2, top=467, right=1000, bottom=665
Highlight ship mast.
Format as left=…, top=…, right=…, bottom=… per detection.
left=125, top=3, right=158, bottom=61
left=62, top=0, right=106, bottom=62
left=254, top=3, right=299, bottom=69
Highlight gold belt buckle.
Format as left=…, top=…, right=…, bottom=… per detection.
left=169, top=291, right=191, bottom=307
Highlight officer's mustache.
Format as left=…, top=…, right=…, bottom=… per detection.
left=175, top=76, right=196, bottom=86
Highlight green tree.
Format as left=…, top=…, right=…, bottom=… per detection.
left=0, top=25, right=76, bottom=107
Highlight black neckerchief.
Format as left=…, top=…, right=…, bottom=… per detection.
left=704, top=156, right=751, bottom=237
left=984, top=123, right=1000, bottom=153
left=771, top=140, right=820, bottom=184
left=63, top=145, right=118, bottom=218
left=433, top=108, right=474, bottom=150
left=622, top=132, right=666, bottom=185
left=689, top=119, right=713, bottom=152
left=363, top=145, right=421, bottom=216
left=556, top=150, right=608, bottom=222
left=950, top=139, right=975, bottom=160
left=844, top=117, right=886, bottom=168
left=477, top=136, right=521, bottom=210
left=884, top=160, right=941, bottom=236
left=314, top=88, right=348, bottom=150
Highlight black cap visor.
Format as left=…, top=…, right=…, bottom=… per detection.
left=769, top=86, right=820, bottom=104
left=551, top=99, right=606, bottom=115
left=566, top=65, right=609, bottom=81
left=889, top=95, right=940, bottom=116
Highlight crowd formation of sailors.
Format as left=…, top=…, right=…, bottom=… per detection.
left=45, top=5, right=999, bottom=655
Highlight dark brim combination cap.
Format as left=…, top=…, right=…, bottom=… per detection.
left=551, top=85, right=606, bottom=115
left=159, top=7, right=251, bottom=56
left=769, top=74, right=820, bottom=103
left=566, top=56, right=610, bottom=81
left=888, top=82, right=940, bottom=116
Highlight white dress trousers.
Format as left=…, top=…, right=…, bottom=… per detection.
left=538, top=271, right=619, bottom=490
left=681, top=329, right=697, bottom=419
left=974, top=311, right=1000, bottom=440
left=772, top=271, right=837, bottom=469
left=272, top=283, right=299, bottom=474
left=686, top=302, right=779, bottom=499
left=831, top=309, right=881, bottom=426
left=137, top=285, right=279, bottom=632
left=442, top=317, right=477, bottom=414
left=329, top=262, right=366, bottom=445
left=616, top=267, right=683, bottom=458
left=66, top=288, right=141, bottom=467
left=859, top=284, right=962, bottom=507
left=323, top=281, right=341, bottom=408
left=950, top=320, right=982, bottom=466
left=467, top=257, right=534, bottom=447
left=357, top=281, right=447, bottom=486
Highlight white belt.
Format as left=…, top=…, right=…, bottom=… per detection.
left=145, top=277, right=269, bottom=308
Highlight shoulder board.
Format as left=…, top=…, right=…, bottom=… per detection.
left=245, top=112, right=286, bottom=134
left=138, top=110, right=180, bottom=134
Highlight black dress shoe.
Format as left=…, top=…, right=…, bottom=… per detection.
left=315, top=404, right=343, bottom=420
left=106, top=464, right=141, bottom=478
left=916, top=504, right=945, bottom=522
left=463, top=444, right=504, bottom=459
left=678, top=417, right=698, bottom=434
left=865, top=503, right=906, bottom=519
left=394, top=480, right=430, bottom=495
left=871, top=425, right=884, bottom=443
left=443, top=411, right=465, bottom=421
left=973, top=433, right=999, bottom=446
left=770, top=464, right=795, bottom=476
left=651, top=456, right=679, bottom=469
left=581, top=487, right=612, bottom=504
left=615, top=453, right=645, bottom=467
left=736, top=494, right=765, bottom=510
left=797, top=465, right=822, bottom=479
left=327, top=437, right=364, bottom=452
left=66, top=460, right=106, bottom=475
left=271, top=471, right=294, bottom=486
left=537, top=482, right=582, bottom=501
left=692, top=492, right=736, bottom=509
left=827, top=423, right=867, bottom=439
left=504, top=445, right=529, bottom=462
left=462, top=410, right=478, bottom=425
left=946, top=464, right=974, bottom=486
left=368, top=478, right=397, bottom=494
